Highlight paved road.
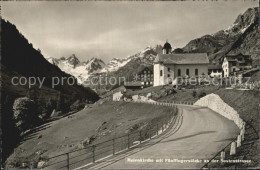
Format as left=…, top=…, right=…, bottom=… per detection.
left=83, top=105, right=239, bottom=169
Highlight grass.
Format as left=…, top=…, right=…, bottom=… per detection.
left=5, top=101, right=176, bottom=168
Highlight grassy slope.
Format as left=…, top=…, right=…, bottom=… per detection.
left=6, top=101, right=176, bottom=166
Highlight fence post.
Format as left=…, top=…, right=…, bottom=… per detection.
left=92, top=145, right=95, bottom=163
left=220, top=151, right=225, bottom=161
left=128, top=133, right=130, bottom=149
left=157, top=124, right=159, bottom=135
left=240, top=128, right=245, bottom=141
left=113, top=138, right=115, bottom=155
left=162, top=121, right=164, bottom=132
left=230, top=142, right=236, bottom=155
left=237, top=135, right=242, bottom=147
left=66, top=153, right=69, bottom=170
left=139, top=131, right=142, bottom=144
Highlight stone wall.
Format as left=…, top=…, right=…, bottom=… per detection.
left=194, top=93, right=244, bottom=130
left=132, top=94, right=156, bottom=103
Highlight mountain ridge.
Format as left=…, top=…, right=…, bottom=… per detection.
left=182, top=7, right=259, bottom=64
left=47, top=7, right=259, bottom=89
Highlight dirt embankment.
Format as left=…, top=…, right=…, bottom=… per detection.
left=162, top=86, right=260, bottom=168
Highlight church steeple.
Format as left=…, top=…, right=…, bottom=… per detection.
left=162, top=40, right=172, bottom=54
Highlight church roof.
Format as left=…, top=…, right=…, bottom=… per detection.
left=208, top=65, right=222, bottom=69
left=154, top=53, right=209, bottom=64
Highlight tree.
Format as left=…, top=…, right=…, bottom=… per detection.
left=56, top=92, right=65, bottom=113
left=2, top=94, right=20, bottom=161
left=13, top=97, right=40, bottom=131
left=172, top=48, right=184, bottom=54
left=37, top=48, right=41, bottom=54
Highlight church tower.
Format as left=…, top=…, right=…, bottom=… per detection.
left=162, top=40, right=172, bottom=54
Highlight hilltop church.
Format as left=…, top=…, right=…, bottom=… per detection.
left=153, top=41, right=209, bottom=86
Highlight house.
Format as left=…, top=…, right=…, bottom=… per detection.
left=222, top=53, right=252, bottom=77
left=137, top=66, right=154, bottom=87
left=153, top=41, right=209, bottom=86
left=124, top=66, right=153, bottom=89
left=208, top=65, right=222, bottom=78
left=124, top=81, right=142, bottom=90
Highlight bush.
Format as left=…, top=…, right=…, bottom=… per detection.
left=198, top=90, right=206, bottom=98
left=192, top=90, right=197, bottom=98
left=13, top=97, right=40, bottom=131
left=70, top=100, right=85, bottom=111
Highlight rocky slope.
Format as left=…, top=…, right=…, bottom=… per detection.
left=1, top=19, right=99, bottom=161
left=47, top=45, right=161, bottom=85
left=182, top=7, right=259, bottom=64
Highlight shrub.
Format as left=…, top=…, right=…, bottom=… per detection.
left=70, top=100, right=85, bottom=111
left=192, top=90, right=197, bottom=98
left=13, top=97, right=40, bottom=131
left=198, top=91, right=206, bottom=98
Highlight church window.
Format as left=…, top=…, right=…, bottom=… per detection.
left=186, top=69, right=190, bottom=76
left=178, top=69, right=181, bottom=76
left=160, top=70, right=163, bottom=76
left=195, top=69, right=198, bottom=76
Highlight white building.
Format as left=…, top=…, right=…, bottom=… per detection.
left=222, top=53, right=252, bottom=77
left=153, top=41, right=209, bottom=86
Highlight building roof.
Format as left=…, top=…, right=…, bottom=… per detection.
left=137, top=65, right=153, bottom=74
left=163, top=41, right=172, bottom=50
left=154, top=53, right=209, bottom=64
left=124, top=81, right=142, bottom=87
left=225, top=53, right=252, bottom=62
left=208, top=65, right=222, bottom=69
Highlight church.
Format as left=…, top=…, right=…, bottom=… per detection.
left=153, top=41, right=209, bottom=86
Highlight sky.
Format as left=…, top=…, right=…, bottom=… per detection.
left=1, top=1, right=258, bottom=63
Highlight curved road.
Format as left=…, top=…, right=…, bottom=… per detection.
left=84, top=105, right=239, bottom=169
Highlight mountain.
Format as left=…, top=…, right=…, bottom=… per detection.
left=47, top=46, right=160, bottom=85
left=47, top=55, right=106, bottom=83
left=101, top=46, right=159, bottom=73
left=47, top=7, right=259, bottom=91
left=1, top=19, right=99, bottom=101
left=182, top=7, right=260, bottom=65
left=84, top=46, right=162, bottom=93
left=1, top=19, right=99, bottom=160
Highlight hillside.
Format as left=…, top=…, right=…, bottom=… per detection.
left=182, top=7, right=260, bottom=65
left=1, top=19, right=99, bottom=161
left=5, top=101, right=176, bottom=168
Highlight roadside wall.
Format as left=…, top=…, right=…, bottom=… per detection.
left=132, top=94, right=156, bottom=103
left=194, top=93, right=244, bottom=130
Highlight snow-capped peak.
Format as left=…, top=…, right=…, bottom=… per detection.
left=46, top=55, right=106, bottom=84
